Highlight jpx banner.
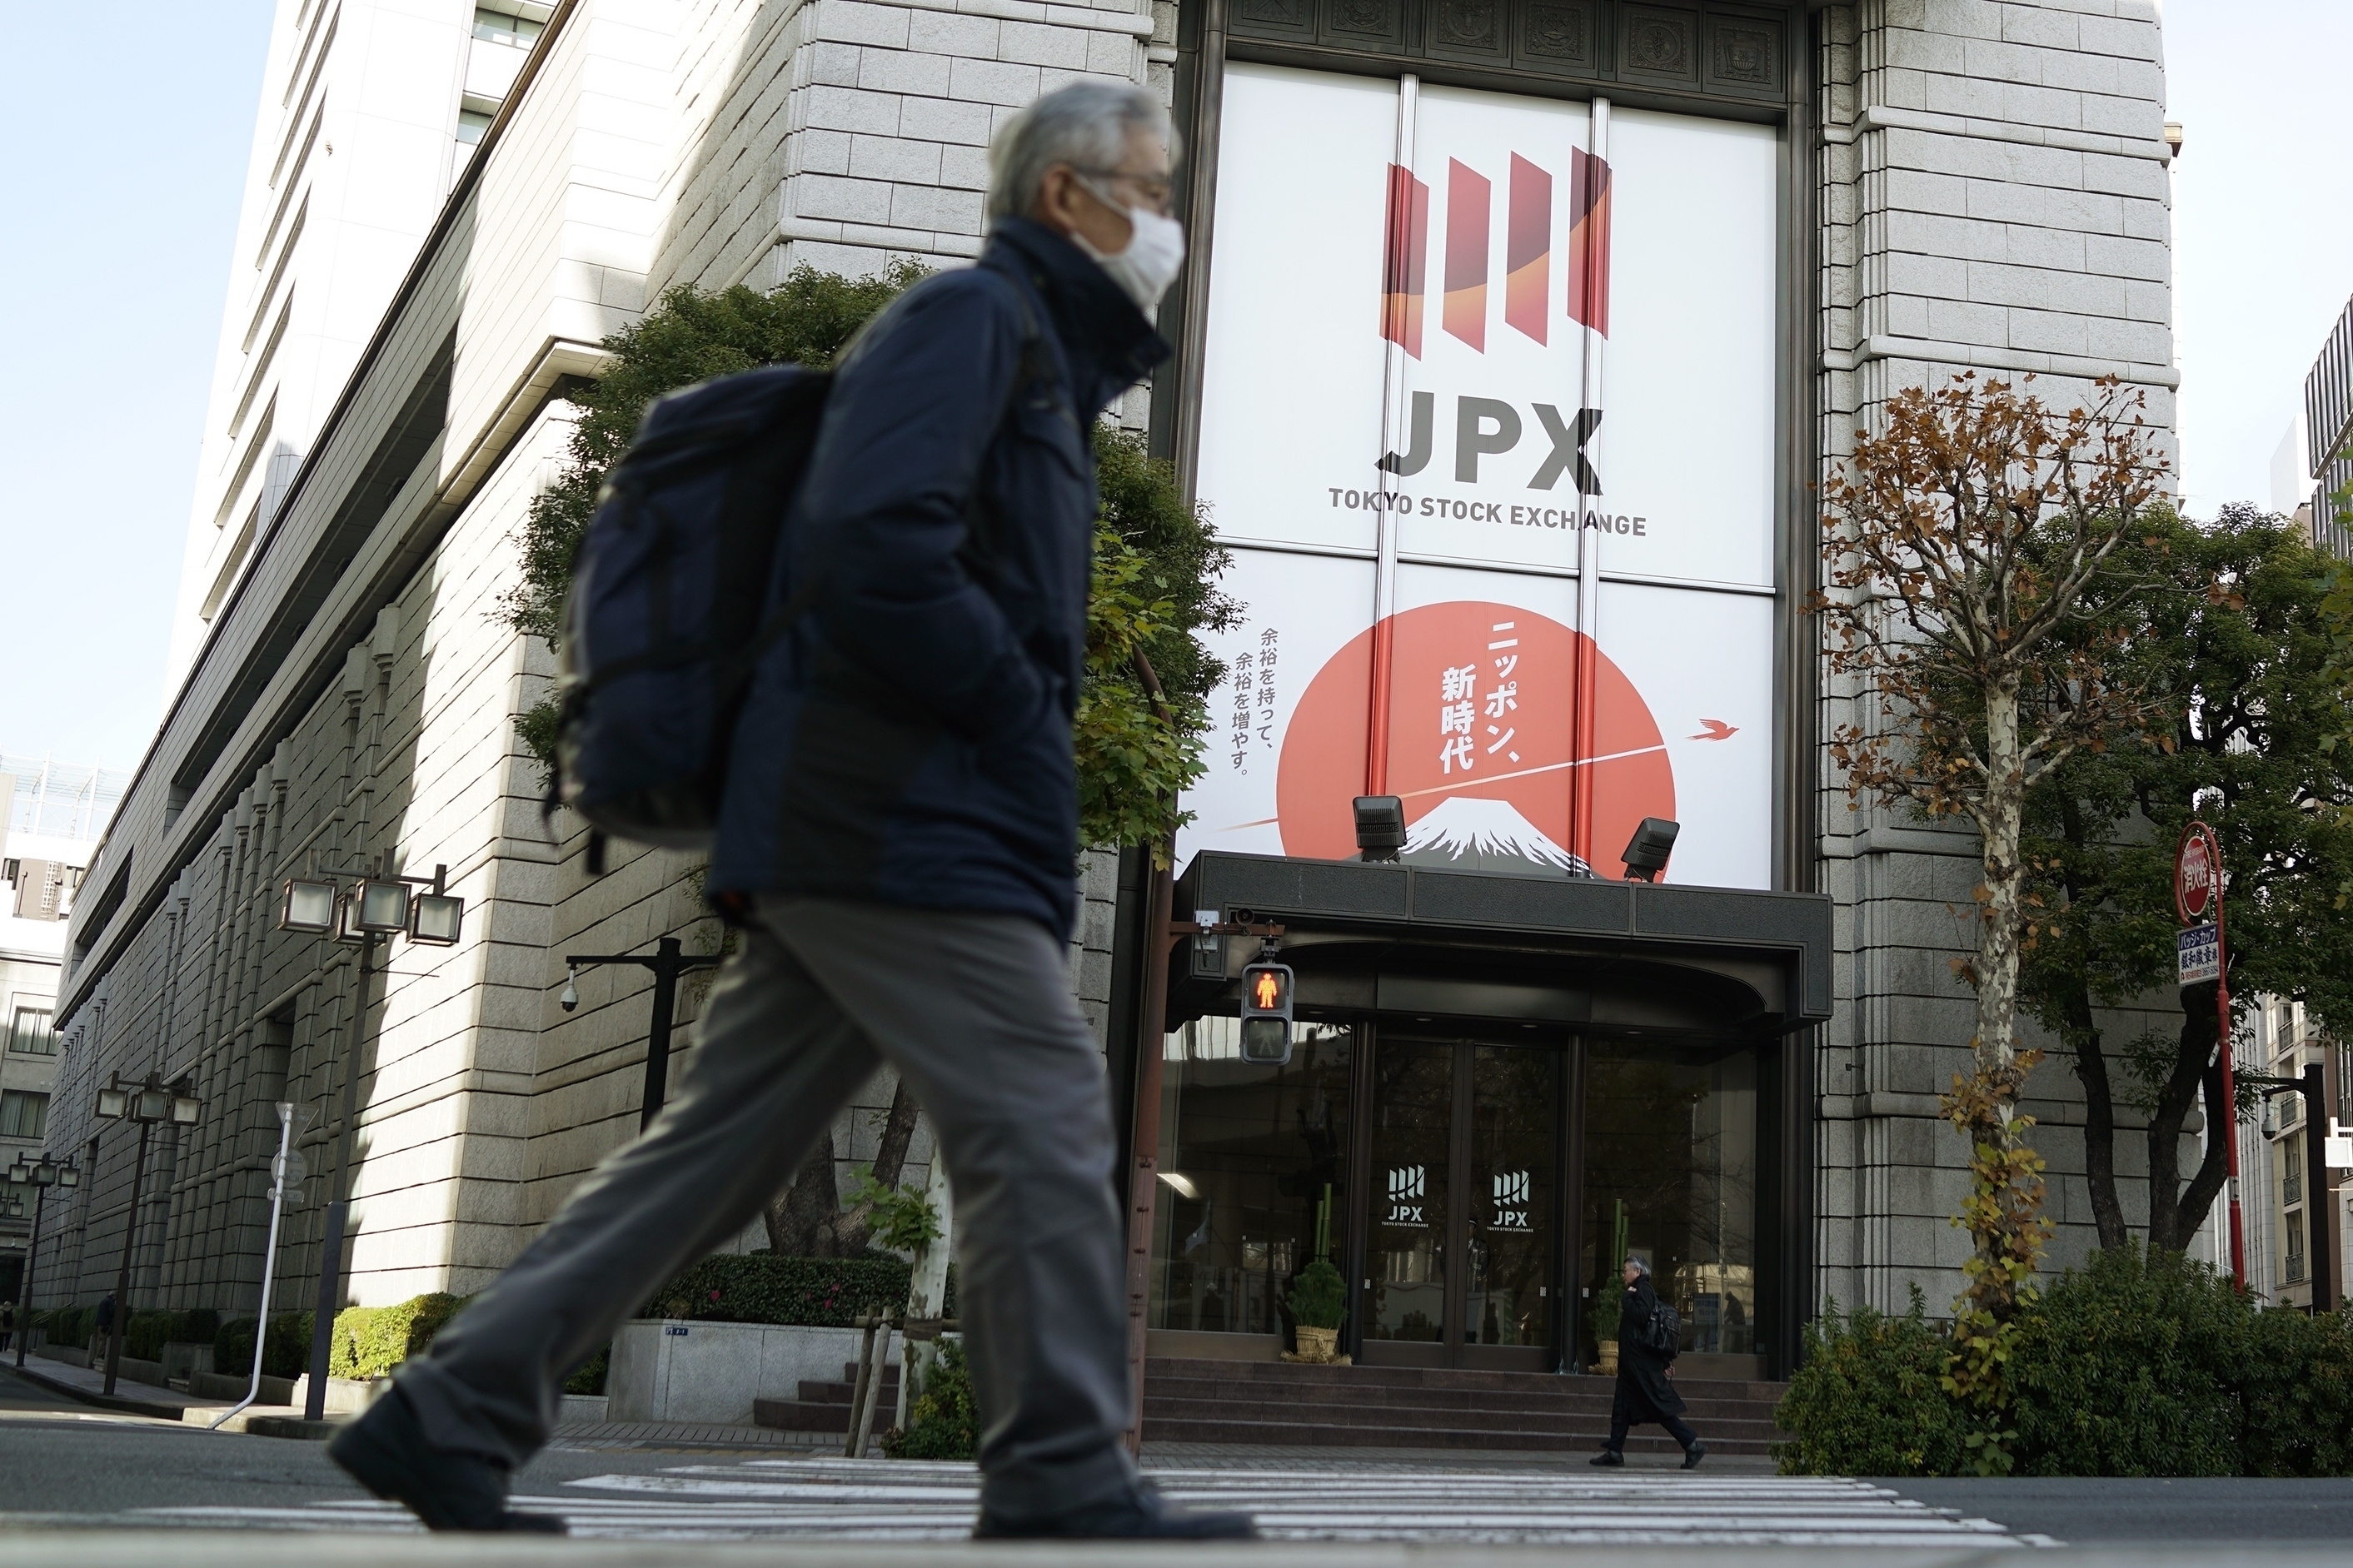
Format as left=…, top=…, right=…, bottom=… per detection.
left=1182, top=64, right=1779, bottom=889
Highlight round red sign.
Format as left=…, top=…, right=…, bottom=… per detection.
left=2176, top=822, right=2220, bottom=925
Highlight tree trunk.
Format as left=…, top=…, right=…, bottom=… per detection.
left=833, top=1079, right=920, bottom=1257
left=1952, top=679, right=2040, bottom=1319
left=765, top=1132, right=845, bottom=1257
left=760, top=1078, right=923, bottom=1257
left=2146, top=986, right=2223, bottom=1252
left=2062, top=977, right=2130, bottom=1251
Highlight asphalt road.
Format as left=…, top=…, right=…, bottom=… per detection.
left=6, top=1366, right=2353, bottom=1546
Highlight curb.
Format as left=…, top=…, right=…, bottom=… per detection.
left=2, top=1360, right=188, bottom=1421
left=243, top=1414, right=342, bottom=1441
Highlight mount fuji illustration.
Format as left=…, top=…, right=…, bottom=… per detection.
left=1400, top=796, right=1597, bottom=877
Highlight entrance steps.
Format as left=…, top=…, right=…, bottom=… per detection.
left=754, top=1361, right=900, bottom=1435
left=1140, top=1356, right=1791, bottom=1457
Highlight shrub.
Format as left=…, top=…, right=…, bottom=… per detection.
left=882, top=1338, right=976, bottom=1461
left=645, top=1253, right=955, bottom=1327
left=330, top=1293, right=471, bottom=1381
left=41, top=1304, right=95, bottom=1350
left=2238, top=1303, right=2353, bottom=1477
left=2007, top=1244, right=2243, bottom=1477
left=215, top=1312, right=314, bottom=1379
left=565, top=1342, right=611, bottom=1396
left=124, top=1307, right=222, bottom=1361
left=1775, top=1291, right=1969, bottom=1477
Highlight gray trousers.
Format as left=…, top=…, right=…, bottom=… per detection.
left=394, top=895, right=1139, bottom=1522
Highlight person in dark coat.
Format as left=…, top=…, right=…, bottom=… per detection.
left=327, top=82, right=1249, bottom=1542
left=1591, top=1254, right=1707, bottom=1469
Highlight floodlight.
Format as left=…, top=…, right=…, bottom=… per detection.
left=1620, top=818, right=1680, bottom=882
left=356, top=879, right=411, bottom=933
left=409, top=892, right=464, bottom=946
left=280, top=878, right=338, bottom=933
left=1353, top=796, right=1405, bottom=862
left=96, top=1084, right=128, bottom=1120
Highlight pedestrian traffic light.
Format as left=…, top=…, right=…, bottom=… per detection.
left=1239, top=962, right=1294, bottom=1066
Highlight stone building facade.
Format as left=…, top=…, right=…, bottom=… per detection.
left=37, top=0, right=2207, bottom=1368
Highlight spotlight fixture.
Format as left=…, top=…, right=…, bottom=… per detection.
left=1353, top=795, right=1405, bottom=862
left=1620, top=818, right=1680, bottom=882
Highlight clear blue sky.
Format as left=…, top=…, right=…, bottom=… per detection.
left=0, top=0, right=276, bottom=772
left=0, top=0, right=2336, bottom=772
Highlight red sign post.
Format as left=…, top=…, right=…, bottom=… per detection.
left=2176, top=821, right=2243, bottom=1285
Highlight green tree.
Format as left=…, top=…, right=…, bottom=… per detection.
left=1815, top=373, right=2170, bottom=1333
left=501, top=266, right=1234, bottom=854
left=2021, top=505, right=2353, bottom=1252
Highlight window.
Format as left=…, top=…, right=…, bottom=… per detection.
left=0, top=1090, right=47, bottom=1141
left=472, top=6, right=544, bottom=47
left=2285, top=1210, right=2307, bottom=1284
left=456, top=108, right=495, bottom=146
left=8, top=1008, right=54, bottom=1056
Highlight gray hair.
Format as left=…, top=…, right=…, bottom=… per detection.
left=987, top=82, right=1174, bottom=222
left=1623, top=1253, right=1651, bottom=1277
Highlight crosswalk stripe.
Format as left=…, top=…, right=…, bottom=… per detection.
left=115, top=1457, right=2052, bottom=1546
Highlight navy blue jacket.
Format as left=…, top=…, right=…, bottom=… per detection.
left=710, top=220, right=1169, bottom=941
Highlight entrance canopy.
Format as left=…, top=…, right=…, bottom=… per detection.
left=1170, top=852, right=1832, bottom=1042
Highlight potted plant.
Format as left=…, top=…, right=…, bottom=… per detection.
left=1284, top=1260, right=1347, bottom=1363
left=1588, top=1283, right=1621, bottom=1375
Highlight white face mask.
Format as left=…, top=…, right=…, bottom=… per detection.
left=1072, top=183, right=1186, bottom=316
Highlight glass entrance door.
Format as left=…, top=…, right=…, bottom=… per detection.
left=1363, top=1035, right=1559, bottom=1370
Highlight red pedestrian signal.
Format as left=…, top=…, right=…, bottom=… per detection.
left=1239, top=961, right=1295, bottom=1067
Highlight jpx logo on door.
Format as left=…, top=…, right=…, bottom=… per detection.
left=1386, top=1165, right=1427, bottom=1226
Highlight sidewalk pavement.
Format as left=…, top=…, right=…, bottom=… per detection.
left=4, top=1355, right=336, bottom=1437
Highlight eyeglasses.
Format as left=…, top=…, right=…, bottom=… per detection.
left=1074, top=167, right=1175, bottom=217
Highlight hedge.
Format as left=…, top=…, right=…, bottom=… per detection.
left=881, top=1338, right=976, bottom=1461
left=215, top=1311, right=314, bottom=1379
left=1779, top=1245, right=2353, bottom=1477
left=1772, top=1291, right=1969, bottom=1477
left=330, top=1294, right=471, bottom=1381
left=125, top=1308, right=222, bottom=1362
left=37, top=1304, right=96, bottom=1350
left=643, top=1252, right=955, bottom=1327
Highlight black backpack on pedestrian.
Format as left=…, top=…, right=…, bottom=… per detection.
left=549, top=276, right=1051, bottom=868
left=1644, top=1297, right=1681, bottom=1358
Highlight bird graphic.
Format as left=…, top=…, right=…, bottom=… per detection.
left=1690, top=719, right=1738, bottom=741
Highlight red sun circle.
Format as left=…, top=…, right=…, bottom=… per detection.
left=1274, top=600, right=1676, bottom=874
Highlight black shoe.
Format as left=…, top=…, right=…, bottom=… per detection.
left=1588, top=1448, right=1625, bottom=1467
left=1682, top=1442, right=1707, bottom=1470
left=327, top=1386, right=566, bottom=1534
left=975, top=1482, right=1258, bottom=1540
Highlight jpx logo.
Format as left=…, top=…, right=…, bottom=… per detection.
left=1492, top=1170, right=1532, bottom=1232
left=1375, top=147, right=1614, bottom=494
left=1380, top=150, right=1612, bottom=359
left=1386, top=1164, right=1427, bottom=1226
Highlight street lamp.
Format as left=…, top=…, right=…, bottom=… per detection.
left=277, top=855, right=466, bottom=1421
left=561, top=938, right=723, bottom=1131
left=92, top=1073, right=200, bottom=1396
left=6, top=1153, right=79, bottom=1370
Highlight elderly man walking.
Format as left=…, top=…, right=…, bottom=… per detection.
left=1590, top=1254, right=1707, bottom=1469
left=328, top=82, right=1252, bottom=1541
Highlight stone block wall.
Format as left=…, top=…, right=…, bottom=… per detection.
left=1813, top=0, right=2199, bottom=1319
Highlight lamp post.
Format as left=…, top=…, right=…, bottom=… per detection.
left=561, top=938, right=723, bottom=1130
left=92, top=1073, right=202, bottom=1395
left=277, top=854, right=465, bottom=1422
left=4, top=1153, right=79, bottom=1369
